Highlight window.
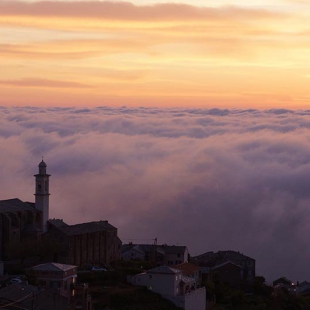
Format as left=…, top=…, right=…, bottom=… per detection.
left=177, top=253, right=181, bottom=258
left=64, top=281, right=67, bottom=291
left=45, top=181, right=48, bottom=192
left=38, top=182, right=42, bottom=192
left=149, top=275, right=152, bottom=279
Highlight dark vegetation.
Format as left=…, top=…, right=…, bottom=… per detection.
left=205, top=276, right=310, bottom=310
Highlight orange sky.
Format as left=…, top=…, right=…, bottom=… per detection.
left=0, top=0, right=309, bottom=108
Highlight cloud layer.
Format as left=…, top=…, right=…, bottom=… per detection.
left=1, top=106, right=310, bottom=281
left=0, top=1, right=309, bottom=108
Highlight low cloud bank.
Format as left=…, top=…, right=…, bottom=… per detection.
left=1, top=106, right=310, bottom=281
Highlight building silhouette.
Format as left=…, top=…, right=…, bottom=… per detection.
left=0, top=160, right=121, bottom=267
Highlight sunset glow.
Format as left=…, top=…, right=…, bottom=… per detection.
left=0, top=0, right=309, bottom=108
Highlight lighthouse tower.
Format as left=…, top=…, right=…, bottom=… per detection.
left=34, top=159, right=50, bottom=233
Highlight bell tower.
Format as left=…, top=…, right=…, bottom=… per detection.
left=34, top=159, right=50, bottom=233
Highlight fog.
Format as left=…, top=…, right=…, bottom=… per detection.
left=1, top=106, right=310, bottom=282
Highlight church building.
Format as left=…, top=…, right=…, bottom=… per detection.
left=0, top=160, right=121, bottom=267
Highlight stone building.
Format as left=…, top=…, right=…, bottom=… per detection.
left=0, top=160, right=49, bottom=260
left=0, top=160, right=121, bottom=267
left=28, top=262, right=78, bottom=299
left=193, top=250, right=256, bottom=284
left=44, top=219, right=122, bottom=267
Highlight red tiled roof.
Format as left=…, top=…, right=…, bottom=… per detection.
left=174, top=262, right=200, bottom=276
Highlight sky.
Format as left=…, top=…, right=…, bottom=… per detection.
left=1, top=0, right=310, bottom=282
left=0, top=0, right=309, bottom=108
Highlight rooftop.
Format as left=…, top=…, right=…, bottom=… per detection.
left=212, top=260, right=241, bottom=270
left=194, top=250, right=255, bottom=265
left=174, top=262, right=201, bottom=276
left=0, top=198, right=36, bottom=213
left=30, top=262, right=77, bottom=272
left=58, top=220, right=116, bottom=236
left=147, top=266, right=181, bottom=275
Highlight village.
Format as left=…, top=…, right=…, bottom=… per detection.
left=0, top=160, right=310, bottom=310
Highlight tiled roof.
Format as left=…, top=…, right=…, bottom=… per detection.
left=0, top=198, right=36, bottom=213
left=217, top=250, right=255, bottom=261
left=174, top=263, right=200, bottom=276
left=58, top=220, right=116, bottom=236
left=212, top=261, right=241, bottom=270
left=147, top=266, right=181, bottom=274
left=30, top=262, right=77, bottom=272
left=194, top=250, right=255, bottom=265
left=194, top=251, right=215, bottom=261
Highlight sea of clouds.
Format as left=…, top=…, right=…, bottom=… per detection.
left=1, top=106, right=310, bottom=282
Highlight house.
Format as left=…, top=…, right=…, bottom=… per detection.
left=122, top=244, right=148, bottom=261
left=194, top=250, right=255, bottom=284
left=211, top=261, right=243, bottom=287
left=273, top=277, right=294, bottom=289
left=164, top=245, right=189, bottom=266
left=28, top=262, right=78, bottom=298
left=128, top=266, right=206, bottom=310
left=273, top=277, right=293, bottom=287
left=297, top=281, right=310, bottom=295
left=28, top=262, right=92, bottom=309
left=0, top=160, right=121, bottom=269
left=174, top=262, right=202, bottom=286
left=122, top=243, right=188, bottom=266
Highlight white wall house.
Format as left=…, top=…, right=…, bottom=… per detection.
left=164, top=246, right=189, bottom=266
left=128, top=266, right=206, bottom=310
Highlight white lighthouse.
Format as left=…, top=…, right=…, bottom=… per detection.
left=34, top=159, right=50, bottom=233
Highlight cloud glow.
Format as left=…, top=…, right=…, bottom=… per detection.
left=0, top=0, right=309, bottom=108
